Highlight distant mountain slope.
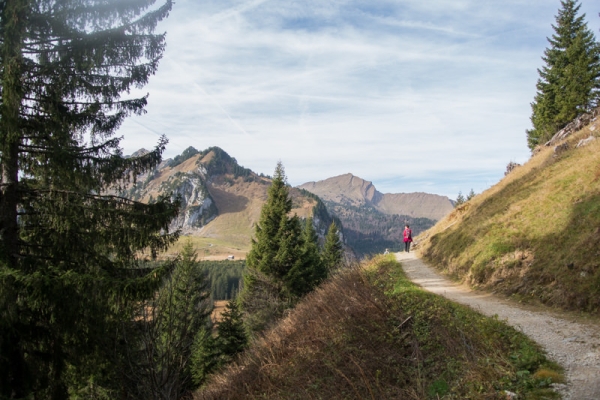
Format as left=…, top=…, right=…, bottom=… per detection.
left=298, top=174, right=453, bottom=255
left=418, top=114, right=600, bottom=313
left=299, top=173, right=453, bottom=220
left=121, top=147, right=340, bottom=259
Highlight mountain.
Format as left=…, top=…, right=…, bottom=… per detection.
left=299, top=173, right=453, bottom=220
left=298, top=174, right=454, bottom=255
left=121, top=146, right=340, bottom=259
left=418, top=107, right=600, bottom=313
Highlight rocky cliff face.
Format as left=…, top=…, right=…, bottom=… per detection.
left=122, top=148, right=221, bottom=233
left=121, top=147, right=341, bottom=254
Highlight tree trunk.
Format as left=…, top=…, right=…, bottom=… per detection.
left=0, top=1, right=27, bottom=397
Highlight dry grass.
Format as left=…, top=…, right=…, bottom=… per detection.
left=195, top=256, right=561, bottom=399
left=418, top=123, right=600, bottom=314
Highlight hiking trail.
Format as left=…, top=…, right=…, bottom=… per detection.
left=395, top=252, right=600, bottom=400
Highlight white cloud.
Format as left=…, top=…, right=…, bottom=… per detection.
left=119, top=0, right=600, bottom=198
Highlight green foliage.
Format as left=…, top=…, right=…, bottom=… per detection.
left=527, top=0, right=600, bottom=149
left=455, top=191, right=466, bottom=206
left=0, top=1, right=177, bottom=397
left=197, top=260, right=246, bottom=300
left=466, top=188, right=476, bottom=201
left=190, top=329, right=219, bottom=387
left=322, top=222, right=343, bottom=271
left=127, top=242, right=213, bottom=399
left=241, top=163, right=325, bottom=334
left=189, top=300, right=248, bottom=386
left=215, top=300, right=248, bottom=364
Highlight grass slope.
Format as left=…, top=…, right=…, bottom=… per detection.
left=195, top=256, right=561, bottom=399
left=419, top=125, right=600, bottom=313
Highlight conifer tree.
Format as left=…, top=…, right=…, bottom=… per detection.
left=0, top=1, right=176, bottom=397
left=215, top=300, right=247, bottom=364
left=527, top=0, right=600, bottom=149
left=322, top=222, right=343, bottom=271
left=467, top=189, right=476, bottom=201
left=146, top=242, right=212, bottom=399
left=301, top=217, right=328, bottom=288
left=455, top=191, right=465, bottom=206
left=246, top=161, right=293, bottom=280
left=241, top=162, right=324, bottom=331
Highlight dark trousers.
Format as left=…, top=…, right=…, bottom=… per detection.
left=404, top=241, right=411, bottom=252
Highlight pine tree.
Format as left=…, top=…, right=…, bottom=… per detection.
left=215, top=300, right=247, bottom=364
left=527, top=0, right=600, bottom=149
left=455, top=191, right=465, bottom=206
left=151, top=242, right=212, bottom=398
left=246, top=161, right=293, bottom=280
left=322, top=222, right=343, bottom=271
left=467, top=189, right=476, bottom=201
left=0, top=1, right=176, bottom=397
left=241, top=162, right=323, bottom=331
left=302, top=217, right=328, bottom=288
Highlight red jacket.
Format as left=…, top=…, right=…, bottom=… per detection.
left=403, top=228, right=412, bottom=243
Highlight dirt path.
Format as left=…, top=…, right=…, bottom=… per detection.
left=395, top=252, right=600, bottom=400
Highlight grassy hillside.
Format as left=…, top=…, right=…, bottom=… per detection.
left=196, top=256, right=561, bottom=399
left=418, top=124, right=600, bottom=313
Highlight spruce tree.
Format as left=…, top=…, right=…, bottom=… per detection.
left=300, top=217, right=328, bottom=290
left=527, top=0, right=600, bottom=149
left=215, top=300, right=247, bottom=364
left=142, top=242, right=212, bottom=399
left=241, top=162, right=324, bottom=331
left=455, top=191, right=465, bottom=206
left=467, top=189, right=476, bottom=201
left=0, top=1, right=176, bottom=397
left=322, top=222, right=343, bottom=271
left=246, top=161, right=292, bottom=280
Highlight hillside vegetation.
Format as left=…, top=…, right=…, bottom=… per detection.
left=419, top=121, right=600, bottom=313
left=196, top=256, right=561, bottom=399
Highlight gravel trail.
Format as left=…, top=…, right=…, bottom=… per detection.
left=395, top=251, right=600, bottom=400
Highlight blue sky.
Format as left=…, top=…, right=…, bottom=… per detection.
left=119, top=0, right=600, bottom=198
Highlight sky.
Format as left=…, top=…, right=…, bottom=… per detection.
left=119, top=0, right=600, bottom=198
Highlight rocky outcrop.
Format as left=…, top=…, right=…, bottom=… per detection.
left=544, top=106, right=600, bottom=147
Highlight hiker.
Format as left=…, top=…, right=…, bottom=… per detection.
left=403, top=224, right=413, bottom=252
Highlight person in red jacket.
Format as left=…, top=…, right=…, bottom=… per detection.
left=403, top=224, right=413, bottom=253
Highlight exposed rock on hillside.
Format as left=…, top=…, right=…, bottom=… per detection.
left=120, top=147, right=341, bottom=255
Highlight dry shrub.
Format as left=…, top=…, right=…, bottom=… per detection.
left=196, top=264, right=419, bottom=399
left=196, top=257, right=560, bottom=399
left=533, top=369, right=564, bottom=383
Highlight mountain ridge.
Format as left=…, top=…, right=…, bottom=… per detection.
left=120, top=146, right=340, bottom=259
left=298, top=173, right=453, bottom=221
left=298, top=174, right=454, bottom=255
